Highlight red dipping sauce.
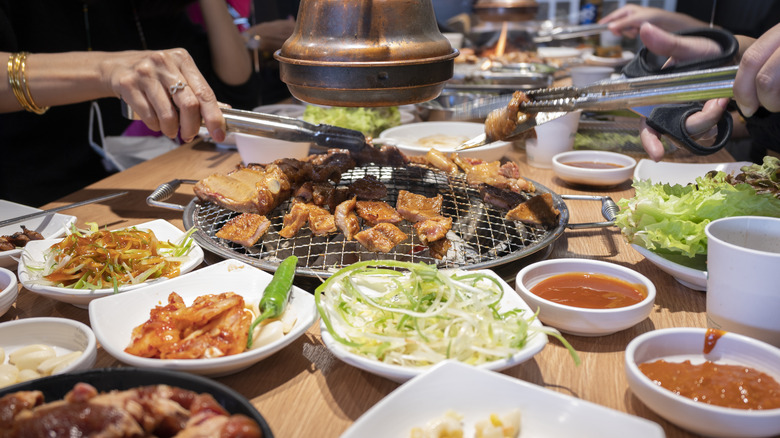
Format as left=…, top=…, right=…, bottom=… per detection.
left=529, top=272, right=647, bottom=309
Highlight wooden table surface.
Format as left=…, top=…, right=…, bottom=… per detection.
left=2, top=138, right=738, bottom=437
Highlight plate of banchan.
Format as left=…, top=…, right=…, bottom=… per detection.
left=17, top=219, right=204, bottom=308
left=89, top=259, right=317, bottom=377
left=0, top=199, right=76, bottom=269
left=342, top=360, right=665, bottom=438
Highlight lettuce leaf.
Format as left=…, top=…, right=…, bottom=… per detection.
left=616, top=171, right=780, bottom=259
left=303, top=106, right=400, bottom=137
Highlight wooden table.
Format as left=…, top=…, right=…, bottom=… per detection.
left=2, top=139, right=737, bottom=437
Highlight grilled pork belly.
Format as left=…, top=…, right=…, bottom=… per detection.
left=215, top=213, right=271, bottom=247
left=307, top=205, right=338, bottom=236
left=395, top=190, right=443, bottom=222
left=463, top=161, right=534, bottom=193
left=413, top=216, right=452, bottom=244
left=505, top=192, right=560, bottom=227
left=427, top=237, right=452, bottom=260
left=334, top=197, right=360, bottom=241
left=348, top=175, right=387, bottom=200
left=478, top=183, right=528, bottom=210
left=484, top=90, right=532, bottom=141
left=425, top=148, right=458, bottom=173
left=194, top=165, right=290, bottom=215
left=355, top=223, right=408, bottom=253
left=355, top=201, right=403, bottom=227
left=280, top=203, right=311, bottom=238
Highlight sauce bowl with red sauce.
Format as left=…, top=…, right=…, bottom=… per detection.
left=551, top=150, right=636, bottom=187
left=515, top=258, right=655, bottom=336
left=625, top=327, right=780, bottom=438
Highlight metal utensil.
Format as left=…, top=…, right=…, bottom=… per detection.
left=0, top=192, right=128, bottom=228
left=456, top=65, right=737, bottom=151
left=532, top=23, right=608, bottom=43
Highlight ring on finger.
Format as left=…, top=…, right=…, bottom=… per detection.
left=169, top=80, right=187, bottom=96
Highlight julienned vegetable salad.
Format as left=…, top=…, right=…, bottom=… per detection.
left=26, top=223, right=196, bottom=292
left=315, top=260, right=579, bottom=367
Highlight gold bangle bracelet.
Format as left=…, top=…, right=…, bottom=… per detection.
left=7, top=52, right=49, bottom=115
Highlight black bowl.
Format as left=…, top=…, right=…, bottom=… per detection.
left=0, top=367, right=273, bottom=437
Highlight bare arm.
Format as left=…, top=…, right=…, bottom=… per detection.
left=197, top=0, right=253, bottom=85
left=2, top=49, right=226, bottom=143
left=599, top=4, right=710, bottom=38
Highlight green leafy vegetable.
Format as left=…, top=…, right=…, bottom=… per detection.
left=315, top=260, right=579, bottom=368
left=303, top=105, right=400, bottom=137
left=728, top=156, right=780, bottom=199
left=616, top=169, right=780, bottom=260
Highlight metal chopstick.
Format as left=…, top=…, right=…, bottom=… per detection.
left=0, top=192, right=129, bottom=228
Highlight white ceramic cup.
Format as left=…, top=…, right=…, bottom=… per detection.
left=705, top=216, right=780, bottom=347
left=525, top=110, right=581, bottom=169
left=570, top=66, right=614, bottom=87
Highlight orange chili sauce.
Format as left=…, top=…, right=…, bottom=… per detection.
left=529, top=272, right=646, bottom=309
left=563, top=161, right=624, bottom=169
left=639, top=360, right=780, bottom=410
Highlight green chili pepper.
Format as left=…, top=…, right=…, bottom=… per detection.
left=247, top=255, right=298, bottom=349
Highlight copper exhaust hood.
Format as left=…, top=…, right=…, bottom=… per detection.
left=274, top=0, right=458, bottom=107
left=474, top=0, right=539, bottom=23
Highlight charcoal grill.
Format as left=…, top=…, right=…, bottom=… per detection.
left=148, top=166, right=616, bottom=278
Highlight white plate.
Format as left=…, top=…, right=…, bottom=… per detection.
left=17, top=219, right=204, bottom=308
left=379, top=121, right=511, bottom=162
left=631, top=244, right=706, bottom=291
left=89, top=259, right=317, bottom=377
left=632, top=159, right=752, bottom=185
left=343, top=360, right=664, bottom=438
left=583, top=50, right=634, bottom=67
left=320, top=270, right=548, bottom=383
left=537, top=46, right=583, bottom=60
left=625, top=328, right=780, bottom=438
left=0, top=200, right=76, bottom=270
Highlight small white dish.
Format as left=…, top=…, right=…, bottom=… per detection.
left=0, top=267, right=18, bottom=318
left=625, top=327, right=780, bottom=438
left=537, top=46, right=583, bottom=60
left=631, top=244, right=706, bottom=291
left=552, top=150, right=636, bottom=187
left=89, top=259, right=317, bottom=377
left=632, top=159, right=752, bottom=185
left=584, top=50, right=634, bottom=67
left=0, top=317, right=97, bottom=382
left=320, top=270, right=548, bottom=383
left=379, top=121, right=511, bottom=162
left=0, top=200, right=76, bottom=270
left=343, top=360, right=664, bottom=438
left=17, top=219, right=204, bottom=308
left=516, top=258, right=655, bottom=336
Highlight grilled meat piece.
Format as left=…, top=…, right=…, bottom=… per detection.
left=425, top=148, right=458, bottom=173
left=308, top=153, right=356, bottom=183
left=427, top=238, right=451, bottom=260
left=307, top=205, right=338, bottom=236
left=479, top=184, right=528, bottom=210
left=395, top=190, right=443, bottom=222
left=0, top=236, right=14, bottom=252
left=485, top=90, right=532, bottom=141
left=505, top=192, right=560, bottom=227
left=215, top=213, right=271, bottom=247
left=355, top=223, right=408, bottom=253
left=334, top=197, right=360, bottom=241
left=280, top=203, right=311, bottom=238
left=293, top=181, right=346, bottom=210
left=355, top=201, right=403, bottom=227
left=194, top=166, right=290, bottom=215
left=351, top=144, right=408, bottom=167
left=413, top=216, right=452, bottom=244
left=348, top=175, right=387, bottom=200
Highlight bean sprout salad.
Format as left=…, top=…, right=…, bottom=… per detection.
left=315, top=260, right=579, bottom=368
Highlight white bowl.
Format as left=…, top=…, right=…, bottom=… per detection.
left=552, top=150, right=636, bottom=187
left=516, top=258, right=655, bottom=336
left=570, top=65, right=614, bottom=87
left=0, top=317, right=97, bottom=382
left=0, top=267, right=18, bottom=318
left=632, top=159, right=753, bottom=185
left=320, top=270, right=548, bottom=383
left=625, top=327, right=780, bottom=437
left=89, top=260, right=317, bottom=377
left=343, top=360, right=664, bottom=438
left=234, top=133, right=311, bottom=166
left=379, top=121, right=511, bottom=162
left=0, top=199, right=76, bottom=270
left=17, top=219, right=204, bottom=308
left=631, top=244, right=706, bottom=291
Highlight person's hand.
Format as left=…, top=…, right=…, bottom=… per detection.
left=599, top=5, right=708, bottom=39
left=101, top=48, right=226, bottom=143
left=733, top=22, right=780, bottom=117
left=244, top=17, right=296, bottom=53
left=634, top=23, right=729, bottom=161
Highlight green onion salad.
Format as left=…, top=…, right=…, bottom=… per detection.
left=315, top=260, right=579, bottom=367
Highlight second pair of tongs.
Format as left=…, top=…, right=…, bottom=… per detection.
left=457, top=64, right=737, bottom=155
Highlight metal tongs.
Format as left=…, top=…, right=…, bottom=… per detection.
left=533, top=23, right=608, bottom=43
left=122, top=103, right=374, bottom=152
left=459, top=28, right=740, bottom=155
